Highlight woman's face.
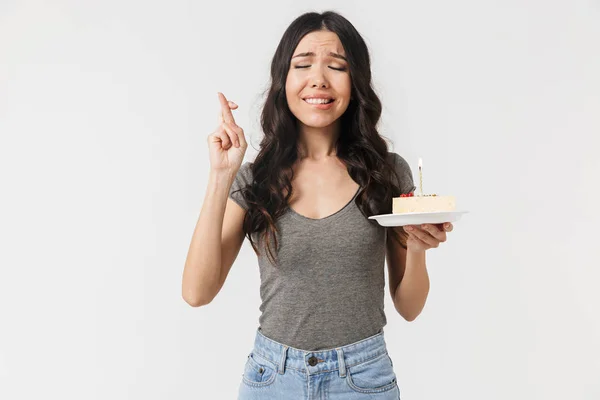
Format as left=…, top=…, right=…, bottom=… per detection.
left=285, top=30, right=352, bottom=129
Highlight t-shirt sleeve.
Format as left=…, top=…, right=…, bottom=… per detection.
left=228, top=161, right=253, bottom=210
left=389, top=152, right=416, bottom=194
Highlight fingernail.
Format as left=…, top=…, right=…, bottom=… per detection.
left=406, top=226, right=413, bottom=231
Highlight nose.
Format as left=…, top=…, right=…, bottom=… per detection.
left=312, top=79, right=328, bottom=88
left=310, top=68, right=329, bottom=89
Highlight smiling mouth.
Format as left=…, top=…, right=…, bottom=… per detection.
left=303, top=98, right=335, bottom=104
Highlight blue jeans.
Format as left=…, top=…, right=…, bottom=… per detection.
left=238, top=328, right=401, bottom=399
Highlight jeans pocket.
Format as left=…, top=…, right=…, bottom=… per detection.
left=242, top=351, right=278, bottom=387
left=345, top=352, right=398, bottom=394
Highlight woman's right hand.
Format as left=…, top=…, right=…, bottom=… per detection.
left=208, top=92, right=248, bottom=173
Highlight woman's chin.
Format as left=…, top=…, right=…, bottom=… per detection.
left=299, top=114, right=339, bottom=127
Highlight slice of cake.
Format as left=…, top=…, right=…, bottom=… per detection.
left=393, top=192, right=456, bottom=213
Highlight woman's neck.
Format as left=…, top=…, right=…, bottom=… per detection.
left=296, top=121, right=340, bottom=160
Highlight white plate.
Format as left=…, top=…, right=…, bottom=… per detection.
left=368, top=210, right=469, bottom=227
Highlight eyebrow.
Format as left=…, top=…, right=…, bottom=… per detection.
left=292, top=52, right=348, bottom=62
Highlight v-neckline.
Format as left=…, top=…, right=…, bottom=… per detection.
left=286, top=186, right=361, bottom=223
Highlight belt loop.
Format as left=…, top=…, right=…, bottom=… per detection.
left=336, top=348, right=346, bottom=377
left=279, top=345, right=288, bottom=375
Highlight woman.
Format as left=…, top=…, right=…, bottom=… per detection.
left=182, top=11, right=454, bottom=399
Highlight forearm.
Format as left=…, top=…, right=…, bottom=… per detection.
left=182, top=169, right=235, bottom=306
left=393, top=249, right=430, bottom=321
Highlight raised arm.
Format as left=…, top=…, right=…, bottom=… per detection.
left=181, top=92, right=248, bottom=306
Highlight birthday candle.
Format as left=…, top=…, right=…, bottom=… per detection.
left=418, top=158, right=423, bottom=197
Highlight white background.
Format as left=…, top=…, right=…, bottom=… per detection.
left=1, top=1, right=599, bottom=399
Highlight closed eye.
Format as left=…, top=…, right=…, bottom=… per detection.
left=294, top=65, right=347, bottom=71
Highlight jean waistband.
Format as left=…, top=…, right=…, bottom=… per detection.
left=250, top=328, right=389, bottom=376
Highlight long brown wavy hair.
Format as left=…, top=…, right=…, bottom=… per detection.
left=234, top=11, right=410, bottom=266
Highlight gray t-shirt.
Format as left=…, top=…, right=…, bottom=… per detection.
left=229, top=152, right=415, bottom=350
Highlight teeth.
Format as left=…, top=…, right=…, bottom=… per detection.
left=305, top=98, right=333, bottom=104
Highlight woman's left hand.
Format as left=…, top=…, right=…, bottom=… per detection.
left=403, top=222, right=453, bottom=252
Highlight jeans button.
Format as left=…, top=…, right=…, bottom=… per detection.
left=308, top=356, right=318, bottom=366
